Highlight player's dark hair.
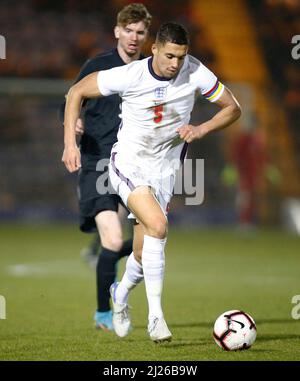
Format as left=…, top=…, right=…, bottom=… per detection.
left=117, top=3, right=152, bottom=29
left=156, top=22, right=190, bottom=46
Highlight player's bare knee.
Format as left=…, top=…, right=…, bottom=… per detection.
left=107, top=236, right=123, bottom=252
left=147, top=218, right=168, bottom=239
left=100, top=233, right=123, bottom=252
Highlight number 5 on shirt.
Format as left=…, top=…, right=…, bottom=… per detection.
left=153, top=104, right=164, bottom=124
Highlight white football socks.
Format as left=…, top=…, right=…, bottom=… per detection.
left=115, top=252, right=144, bottom=305
left=142, top=235, right=166, bottom=321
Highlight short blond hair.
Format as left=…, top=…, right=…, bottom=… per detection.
left=117, top=3, right=152, bottom=30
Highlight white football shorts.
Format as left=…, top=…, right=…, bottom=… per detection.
left=109, top=152, right=175, bottom=219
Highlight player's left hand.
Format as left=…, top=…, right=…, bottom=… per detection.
left=176, top=124, right=207, bottom=143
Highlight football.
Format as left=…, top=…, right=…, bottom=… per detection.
left=213, top=310, right=257, bottom=351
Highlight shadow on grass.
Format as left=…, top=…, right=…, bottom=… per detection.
left=165, top=340, right=212, bottom=349
left=249, top=348, right=280, bottom=353
left=146, top=318, right=300, bottom=330
left=134, top=321, right=214, bottom=329
left=256, top=318, right=300, bottom=325
left=164, top=342, right=282, bottom=353
left=257, top=334, right=300, bottom=343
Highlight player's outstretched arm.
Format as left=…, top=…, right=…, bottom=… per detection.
left=62, top=72, right=102, bottom=172
left=177, top=87, right=241, bottom=143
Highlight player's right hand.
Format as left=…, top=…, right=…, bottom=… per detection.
left=62, top=146, right=81, bottom=173
left=75, top=118, right=84, bottom=135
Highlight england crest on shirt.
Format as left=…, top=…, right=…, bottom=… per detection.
left=154, top=87, right=167, bottom=100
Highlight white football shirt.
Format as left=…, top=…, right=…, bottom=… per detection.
left=97, top=55, right=224, bottom=178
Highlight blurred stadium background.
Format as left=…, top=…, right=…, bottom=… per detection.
left=0, top=0, right=300, bottom=229
left=0, top=0, right=300, bottom=361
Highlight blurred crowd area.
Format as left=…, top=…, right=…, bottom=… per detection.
left=0, top=0, right=298, bottom=227
left=0, top=0, right=216, bottom=79
left=0, top=0, right=221, bottom=225
left=0, top=93, right=227, bottom=226
left=248, top=0, right=300, bottom=166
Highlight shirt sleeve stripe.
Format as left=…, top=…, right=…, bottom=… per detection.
left=203, top=81, right=224, bottom=102
left=203, top=80, right=219, bottom=97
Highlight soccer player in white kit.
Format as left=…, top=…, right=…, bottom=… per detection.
left=63, top=22, right=241, bottom=342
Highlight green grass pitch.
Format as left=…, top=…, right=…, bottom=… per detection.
left=0, top=223, right=300, bottom=361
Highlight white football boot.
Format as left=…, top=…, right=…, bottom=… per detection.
left=110, top=282, right=132, bottom=337
left=148, top=317, right=172, bottom=343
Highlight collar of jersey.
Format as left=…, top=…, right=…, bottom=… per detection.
left=148, top=57, right=170, bottom=82
left=114, top=48, right=145, bottom=64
